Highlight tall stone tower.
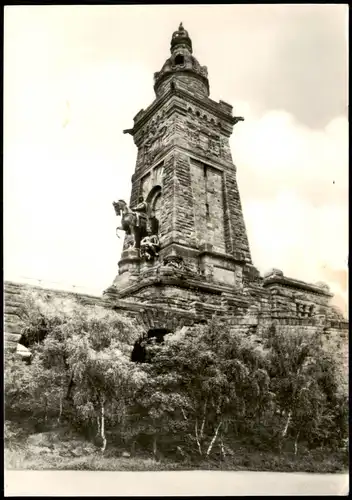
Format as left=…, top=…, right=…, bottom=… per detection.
left=104, top=24, right=345, bottom=340
left=105, top=23, right=261, bottom=326
left=3, top=24, right=347, bottom=381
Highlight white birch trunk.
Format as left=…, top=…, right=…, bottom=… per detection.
left=220, top=436, right=226, bottom=459
left=282, top=409, right=292, bottom=438
left=57, top=395, right=63, bottom=424
left=96, top=412, right=101, bottom=436
left=153, top=434, right=157, bottom=460
left=200, top=400, right=207, bottom=439
left=100, top=401, right=107, bottom=453
left=206, top=421, right=222, bottom=457
left=44, top=398, right=48, bottom=423
left=195, top=419, right=202, bottom=456
left=294, top=431, right=300, bottom=455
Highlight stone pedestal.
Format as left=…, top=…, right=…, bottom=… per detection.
left=118, top=248, right=140, bottom=274
left=113, top=248, right=141, bottom=289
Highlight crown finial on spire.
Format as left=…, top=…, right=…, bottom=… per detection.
left=154, top=23, right=209, bottom=97
left=171, top=22, right=192, bottom=54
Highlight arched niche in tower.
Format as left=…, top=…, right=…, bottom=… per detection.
left=146, top=185, right=162, bottom=236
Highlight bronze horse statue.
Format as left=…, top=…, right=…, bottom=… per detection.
left=113, top=199, right=148, bottom=249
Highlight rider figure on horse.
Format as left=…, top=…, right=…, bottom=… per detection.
left=113, top=197, right=151, bottom=247
left=133, top=196, right=149, bottom=228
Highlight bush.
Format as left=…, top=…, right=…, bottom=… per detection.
left=5, top=295, right=348, bottom=469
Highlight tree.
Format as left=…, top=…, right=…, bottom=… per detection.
left=66, top=325, right=146, bottom=452
left=5, top=291, right=145, bottom=451
left=6, top=290, right=347, bottom=461
left=263, top=324, right=348, bottom=452
left=133, top=319, right=272, bottom=459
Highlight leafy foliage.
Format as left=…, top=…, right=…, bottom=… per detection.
left=4, top=294, right=348, bottom=462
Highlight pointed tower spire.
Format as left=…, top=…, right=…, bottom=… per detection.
left=170, top=22, right=193, bottom=54
left=154, top=24, right=209, bottom=97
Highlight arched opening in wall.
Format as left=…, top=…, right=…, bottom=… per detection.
left=147, top=328, right=171, bottom=343
left=19, top=319, right=48, bottom=348
left=150, top=216, right=159, bottom=236
left=146, top=185, right=162, bottom=236
left=174, top=54, right=184, bottom=66
left=131, top=328, right=171, bottom=363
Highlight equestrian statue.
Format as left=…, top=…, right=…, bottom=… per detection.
left=113, top=196, right=150, bottom=249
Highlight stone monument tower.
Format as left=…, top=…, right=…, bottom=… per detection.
left=105, top=24, right=262, bottom=326
left=4, top=24, right=346, bottom=378
left=104, top=24, right=347, bottom=349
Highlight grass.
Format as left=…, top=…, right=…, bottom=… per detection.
left=5, top=447, right=181, bottom=471
left=4, top=420, right=348, bottom=472
left=5, top=445, right=348, bottom=472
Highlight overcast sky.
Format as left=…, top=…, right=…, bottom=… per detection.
left=4, top=5, right=348, bottom=313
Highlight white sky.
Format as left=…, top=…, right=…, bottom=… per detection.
left=3, top=5, right=349, bottom=314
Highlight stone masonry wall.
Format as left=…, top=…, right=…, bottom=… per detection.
left=223, top=169, right=252, bottom=262
left=263, top=280, right=340, bottom=320
left=155, top=74, right=208, bottom=100
left=190, top=158, right=226, bottom=252
left=172, top=151, right=197, bottom=248
left=4, top=281, right=104, bottom=354
left=206, top=166, right=226, bottom=252
left=128, top=101, right=252, bottom=262
left=158, top=152, right=176, bottom=248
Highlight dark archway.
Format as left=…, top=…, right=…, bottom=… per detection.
left=147, top=328, right=170, bottom=342
left=174, top=54, right=185, bottom=66
left=131, top=328, right=171, bottom=363
left=146, top=186, right=162, bottom=237
left=150, top=217, right=159, bottom=236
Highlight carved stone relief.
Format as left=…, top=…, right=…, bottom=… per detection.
left=163, top=255, right=185, bottom=270
left=144, top=126, right=167, bottom=166
left=140, top=234, right=160, bottom=262
left=141, top=115, right=176, bottom=166
left=206, top=136, right=221, bottom=157
left=186, top=116, right=222, bottom=159
left=187, top=124, right=200, bottom=147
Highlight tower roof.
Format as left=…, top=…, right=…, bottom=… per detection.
left=170, top=22, right=193, bottom=54
left=154, top=23, right=209, bottom=97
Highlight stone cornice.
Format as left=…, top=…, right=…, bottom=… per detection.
left=114, top=281, right=251, bottom=310
left=127, top=86, right=240, bottom=137
left=103, top=293, right=201, bottom=319
left=175, top=87, right=241, bottom=126
left=263, top=275, right=333, bottom=297
left=114, top=272, right=244, bottom=299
